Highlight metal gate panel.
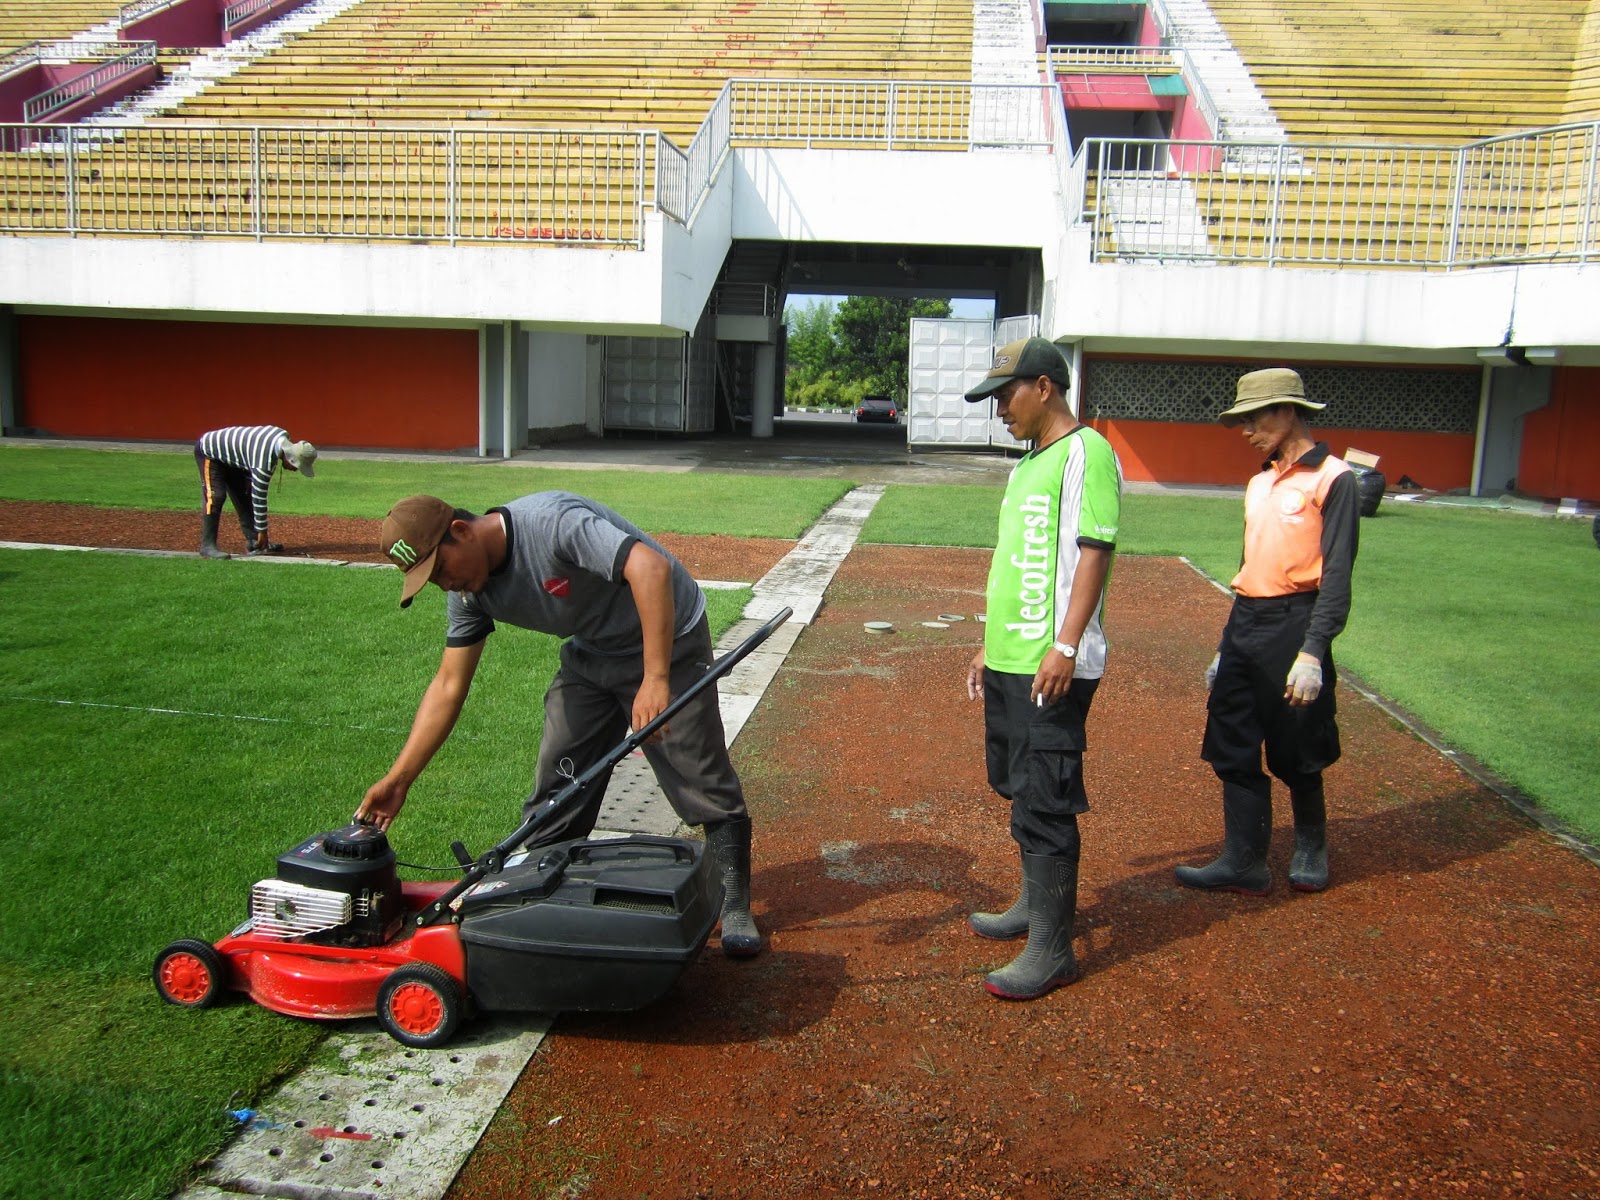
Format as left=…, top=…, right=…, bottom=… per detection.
left=995, top=313, right=1038, bottom=344
left=602, top=335, right=688, bottom=431
left=987, top=313, right=1039, bottom=447
left=907, top=318, right=999, bottom=447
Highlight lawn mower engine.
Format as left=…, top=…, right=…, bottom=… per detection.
left=256, top=823, right=406, bottom=948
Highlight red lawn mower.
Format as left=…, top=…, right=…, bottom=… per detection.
left=153, top=608, right=791, bottom=1048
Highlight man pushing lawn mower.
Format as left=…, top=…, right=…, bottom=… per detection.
left=357, top=492, right=764, bottom=959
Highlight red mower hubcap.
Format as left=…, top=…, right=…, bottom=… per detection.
left=389, top=983, right=444, bottom=1035
left=161, top=953, right=212, bottom=1004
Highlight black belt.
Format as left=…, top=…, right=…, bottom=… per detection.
left=1234, top=591, right=1317, bottom=612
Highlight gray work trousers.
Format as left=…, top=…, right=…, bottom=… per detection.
left=521, top=614, right=747, bottom=847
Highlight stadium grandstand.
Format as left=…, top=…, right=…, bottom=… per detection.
left=1, top=0, right=1596, bottom=503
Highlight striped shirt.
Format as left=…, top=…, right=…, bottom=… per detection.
left=198, top=425, right=287, bottom=535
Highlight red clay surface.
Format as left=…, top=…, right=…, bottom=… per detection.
left=4, top=508, right=1597, bottom=1198
left=0, top=501, right=792, bottom=583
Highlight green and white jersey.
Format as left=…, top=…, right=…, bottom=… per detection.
left=984, top=426, right=1122, bottom=679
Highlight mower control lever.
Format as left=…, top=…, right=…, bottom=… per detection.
left=450, top=840, right=474, bottom=868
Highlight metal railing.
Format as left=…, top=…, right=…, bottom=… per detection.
left=2, top=39, right=131, bottom=79
left=725, top=79, right=1055, bottom=150
left=223, top=0, right=286, bottom=35
left=21, top=42, right=158, bottom=124
left=710, top=281, right=777, bottom=316
left=119, top=0, right=182, bottom=26
left=1047, top=45, right=1182, bottom=74
left=0, top=123, right=648, bottom=246
left=1076, top=122, right=1600, bottom=267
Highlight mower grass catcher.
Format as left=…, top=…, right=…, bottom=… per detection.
left=153, top=607, right=792, bottom=1047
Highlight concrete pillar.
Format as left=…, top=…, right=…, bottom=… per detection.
left=479, top=321, right=529, bottom=458
left=1472, top=363, right=1552, bottom=495
left=479, top=322, right=505, bottom=458
left=752, top=342, right=776, bottom=439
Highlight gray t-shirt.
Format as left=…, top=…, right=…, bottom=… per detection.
left=445, top=492, right=706, bottom=655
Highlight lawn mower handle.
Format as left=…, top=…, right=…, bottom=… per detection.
left=416, top=605, right=794, bottom=925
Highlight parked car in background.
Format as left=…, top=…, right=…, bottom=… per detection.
left=856, top=396, right=898, bottom=423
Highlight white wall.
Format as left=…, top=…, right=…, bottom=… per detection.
left=1049, top=260, right=1600, bottom=365
left=526, top=330, right=589, bottom=437
left=0, top=216, right=698, bottom=333
left=729, top=148, right=1059, bottom=246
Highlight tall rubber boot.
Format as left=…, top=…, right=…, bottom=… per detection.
left=705, top=817, right=762, bottom=958
left=199, top=512, right=229, bottom=559
left=968, top=857, right=1029, bottom=940
left=983, top=851, right=1079, bottom=1000
left=1289, top=784, right=1329, bottom=892
left=1174, top=781, right=1272, bottom=895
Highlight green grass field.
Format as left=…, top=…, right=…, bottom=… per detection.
left=0, top=444, right=851, bottom=539
left=0, top=549, right=748, bottom=1200
left=2, top=445, right=1595, bottom=1197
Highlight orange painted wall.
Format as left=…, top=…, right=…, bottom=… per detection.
left=1088, top=418, right=1476, bottom=491
left=1518, top=366, right=1600, bottom=502
left=16, top=316, right=479, bottom=451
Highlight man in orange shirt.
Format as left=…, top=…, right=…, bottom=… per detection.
left=1176, top=368, right=1360, bottom=895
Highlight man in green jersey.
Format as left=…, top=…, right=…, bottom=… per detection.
left=963, top=337, right=1123, bottom=1001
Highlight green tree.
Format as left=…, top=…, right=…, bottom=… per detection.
left=832, top=295, right=952, bottom=403
left=783, top=298, right=838, bottom=401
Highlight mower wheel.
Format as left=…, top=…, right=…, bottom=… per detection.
left=154, top=939, right=226, bottom=1008
left=377, top=963, right=463, bottom=1049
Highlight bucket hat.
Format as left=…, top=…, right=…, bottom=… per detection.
left=281, top=439, right=318, bottom=477
left=1217, top=368, right=1326, bottom=427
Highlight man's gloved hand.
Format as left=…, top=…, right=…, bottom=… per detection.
left=1285, top=652, right=1323, bottom=706
left=1205, top=653, right=1220, bottom=691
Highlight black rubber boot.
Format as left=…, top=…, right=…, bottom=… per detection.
left=1174, top=781, right=1272, bottom=895
left=199, top=513, right=229, bottom=559
left=983, top=851, right=1079, bottom=1000
left=705, top=817, right=762, bottom=958
left=969, top=859, right=1029, bottom=940
left=1289, top=784, right=1329, bottom=892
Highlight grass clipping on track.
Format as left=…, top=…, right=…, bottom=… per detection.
left=0, top=549, right=749, bottom=1200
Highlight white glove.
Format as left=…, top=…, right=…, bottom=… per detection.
left=1204, top=653, right=1220, bottom=691
left=1285, top=652, right=1323, bottom=706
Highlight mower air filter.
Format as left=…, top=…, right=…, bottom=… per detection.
left=251, top=879, right=353, bottom=939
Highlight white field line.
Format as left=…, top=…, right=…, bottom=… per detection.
left=0, top=694, right=427, bottom=738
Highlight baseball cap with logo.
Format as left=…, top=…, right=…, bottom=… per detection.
left=380, top=495, right=456, bottom=608
left=1216, top=367, right=1326, bottom=427
left=963, top=337, right=1072, bottom=402
left=282, top=439, right=318, bottom=477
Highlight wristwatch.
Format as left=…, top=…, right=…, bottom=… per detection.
left=1052, top=640, right=1077, bottom=659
